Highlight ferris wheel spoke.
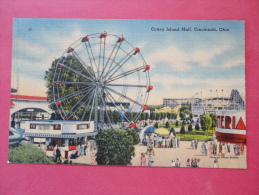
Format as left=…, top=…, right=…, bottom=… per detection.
left=102, top=43, right=128, bottom=80
left=99, top=89, right=113, bottom=129
left=72, top=51, right=96, bottom=80
left=89, top=87, right=97, bottom=122
left=58, top=63, right=95, bottom=82
left=65, top=86, right=95, bottom=119
left=57, top=81, right=95, bottom=86
left=100, top=42, right=119, bottom=81
left=84, top=42, right=97, bottom=80
left=56, top=85, right=93, bottom=102
left=106, top=86, right=143, bottom=107
left=105, top=66, right=145, bottom=83
left=87, top=41, right=99, bottom=75
left=104, top=89, right=131, bottom=123
left=104, top=53, right=134, bottom=82
left=106, top=83, right=147, bottom=88
left=80, top=87, right=96, bottom=121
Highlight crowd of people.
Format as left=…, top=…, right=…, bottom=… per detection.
left=46, top=140, right=98, bottom=164
left=144, top=133, right=181, bottom=149
left=197, top=141, right=245, bottom=157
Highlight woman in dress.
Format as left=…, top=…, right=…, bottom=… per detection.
left=201, top=143, right=206, bottom=156
left=165, top=137, right=169, bottom=148
left=140, top=153, right=146, bottom=166
left=76, top=144, right=81, bottom=157
left=186, top=158, right=190, bottom=167
left=162, top=137, right=165, bottom=148
left=80, top=143, right=85, bottom=157
left=91, top=148, right=97, bottom=164
left=241, top=143, right=245, bottom=155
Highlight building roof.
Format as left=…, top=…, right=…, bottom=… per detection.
left=11, top=94, right=48, bottom=101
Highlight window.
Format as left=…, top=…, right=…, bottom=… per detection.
left=30, top=124, right=36, bottom=129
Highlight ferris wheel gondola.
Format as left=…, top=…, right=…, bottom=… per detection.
left=52, top=32, right=152, bottom=131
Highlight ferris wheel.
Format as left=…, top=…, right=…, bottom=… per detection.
left=52, top=32, right=152, bottom=131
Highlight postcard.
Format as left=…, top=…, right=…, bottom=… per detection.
left=9, top=19, right=246, bottom=168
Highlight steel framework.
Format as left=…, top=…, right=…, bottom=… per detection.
left=52, top=32, right=152, bottom=131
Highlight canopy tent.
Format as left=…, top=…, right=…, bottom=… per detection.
left=139, top=125, right=157, bottom=141
left=155, top=128, right=169, bottom=135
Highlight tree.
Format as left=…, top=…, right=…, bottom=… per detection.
left=113, top=111, right=120, bottom=124
left=201, top=114, right=212, bottom=131
left=175, top=120, right=179, bottom=127
left=155, top=112, right=161, bottom=121
left=188, top=124, right=193, bottom=132
left=44, top=56, right=93, bottom=120
left=165, top=121, right=170, bottom=128
left=210, top=114, right=217, bottom=132
left=150, top=112, right=156, bottom=121
left=170, top=127, right=176, bottom=136
left=154, top=123, right=159, bottom=128
left=95, top=129, right=135, bottom=165
left=171, top=113, right=177, bottom=119
left=183, top=120, right=187, bottom=125
left=195, top=123, right=200, bottom=130
left=180, top=125, right=186, bottom=134
left=9, top=143, right=54, bottom=164
left=179, top=105, right=191, bottom=119
left=167, top=112, right=172, bottom=120
left=126, top=128, right=140, bottom=145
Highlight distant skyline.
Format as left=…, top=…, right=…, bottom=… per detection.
left=12, top=19, right=245, bottom=105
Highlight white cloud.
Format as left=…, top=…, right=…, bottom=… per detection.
left=146, top=44, right=233, bottom=72
left=222, top=58, right=244, bottom=69
left=147, top=46, right=192, bottom=72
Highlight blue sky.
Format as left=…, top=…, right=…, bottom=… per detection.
left=12, top=19, right=245, bottom=105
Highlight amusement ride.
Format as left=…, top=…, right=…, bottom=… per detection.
left=52, top=32, right=152, bottom=131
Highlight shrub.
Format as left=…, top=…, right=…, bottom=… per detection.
left=180, top=126, right=186, bottom=134
left=195, top=123, right=200, bottom=130
left=165, top=121, right=170, bottom=128
left=175, top=120, right=179, bottom=127
left=170, top=127, right=176, bottom=136
left=126, top=128, right=140, bottom=145
left=95, top=129, right=135, bottom=165
left=8, top=142, right=54, bottom=164
left=188, top=124, right=193, bottom=132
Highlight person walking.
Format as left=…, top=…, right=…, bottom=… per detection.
left=191, top=139, right=195, bottom=149
left=205, top=142, right=209, bottom=156
left=218, top=143, right=223, bottom=157
left=201, top=143, right=206, bottom=156
left=91, top=148, right=97, bottom=165
left=241, top=143, right=245, bottom=155
left=186, top=158, right=190, bottom=167
left=148, top=154, right=154, bottom=167
left=171, top=159, right=176, bottom=167
left=209, top=142, right=214, bottom=155
left=87, top=140, right=91, bottom=156
left=234, top=144, right=238, bottom=156
left=56, top=146, right=62, bottom=163
left=175, top=158, right=180, bottom=167
left=194, top=139, right=198, bottom=150
left=213, top=158, right=219, bottom=168
left=227, top=142, right=231, bottom=153
left=177, top=135, right=180, bottom=148
left=140, top=153, right=146, bottom=166
left=191, top=158, right=197, bottom=167
left=80, top=143, right=85, bottom=157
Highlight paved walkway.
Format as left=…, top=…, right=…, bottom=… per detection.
left=66, top=141, right=246, bottom=169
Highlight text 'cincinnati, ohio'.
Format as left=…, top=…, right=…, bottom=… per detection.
left=150, top=27, right=230, bottom=32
